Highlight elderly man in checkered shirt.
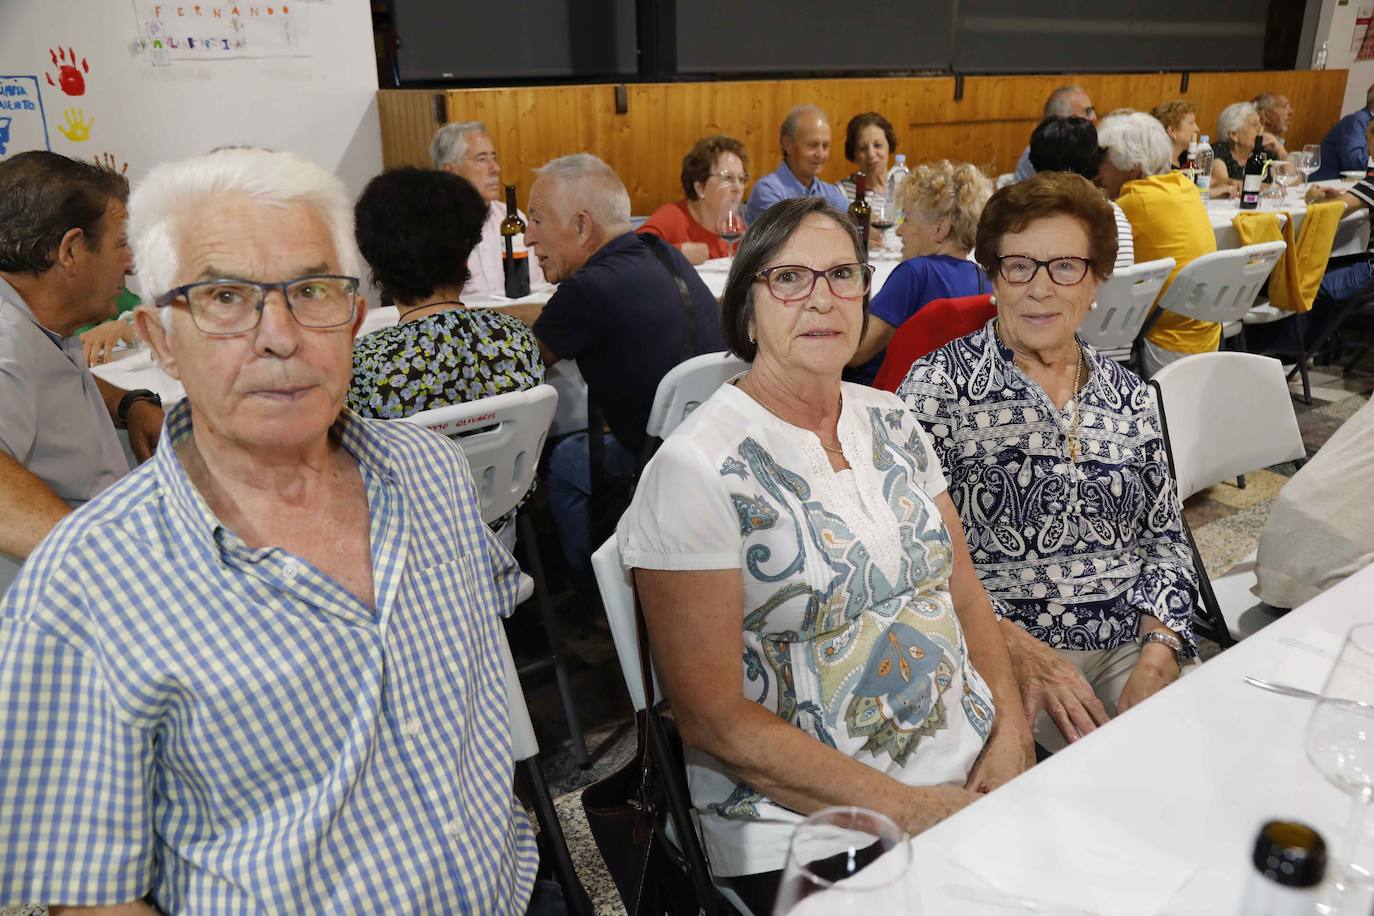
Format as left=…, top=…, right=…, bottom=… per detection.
left=0, top=149, right=554, bottom=914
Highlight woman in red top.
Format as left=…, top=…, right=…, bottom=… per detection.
left=638, top=135, right=748, bottom=264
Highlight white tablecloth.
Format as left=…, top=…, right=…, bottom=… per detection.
left=1207, top=181, right=1370, bottom=256
left=804, top=562, right=1374, bottom=914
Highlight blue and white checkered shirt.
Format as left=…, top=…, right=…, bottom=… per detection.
left=0, top=400, right=538, bottom=913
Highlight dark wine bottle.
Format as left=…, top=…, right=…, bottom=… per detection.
left=500, top=184, right=531, bottom=298
left=1239, top=136, right=1266, bottom=211
left=848, top=172, right=871, bottom=256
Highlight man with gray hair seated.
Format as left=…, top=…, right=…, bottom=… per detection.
left=510, top=152, right=723, bottom=572
left=1013, top=84, right=1097, bottom=181
left=1253, top=91, right=1294, bottom=146
left=745, top=104, right=849, bottom=222
left=0, top=147, right=554, bottom=914
left=1096, top=111, right=1219, bottom=377
left=431, top=120, right=546, bottom=296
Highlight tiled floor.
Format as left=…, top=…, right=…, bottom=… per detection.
left=5, top=354, right=1370, bottom=916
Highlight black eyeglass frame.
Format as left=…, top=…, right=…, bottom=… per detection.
left=153, top=274, right=362, bottom=337
left=752, top=262, right=874, bottom=303
left=994, top=255, right=1095, bottom=287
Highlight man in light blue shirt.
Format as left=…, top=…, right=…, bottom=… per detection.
left=1313, top=84, right=1374, bottom=180
left=0, top=148, right=544, bottom=914
left=745, top=105, right=850, bottom=222
left=1012, top=85, right=1097, bottom=181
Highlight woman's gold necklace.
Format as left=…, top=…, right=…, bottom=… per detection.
left=742, top=376, right=845, bottom=456
left=1066, top=347, right=1086, bottom=464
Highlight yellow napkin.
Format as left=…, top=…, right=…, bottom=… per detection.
left=1231, top=200, right=1345, bottom=313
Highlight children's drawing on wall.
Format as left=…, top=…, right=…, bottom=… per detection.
left=0, top=76, right=51, bottom=156
left=131, top=2, right=311, bottom=61
left=57, top=107, right=93, bottom=143
left=45, top=47, right=90, bottom=96
left=93, top=151, right=130, bottom=175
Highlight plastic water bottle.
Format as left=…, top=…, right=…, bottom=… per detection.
left=1314, top=40, right=1328, bottom=70
left=1195, top=135, right=1214, bottom=201
left=886, top=154, right=910, bottom=222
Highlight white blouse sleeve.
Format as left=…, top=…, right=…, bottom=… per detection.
left=618, top=434, right=742, bottom=571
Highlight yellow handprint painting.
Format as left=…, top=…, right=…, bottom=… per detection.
left=58, top=107, right=93, bottom=143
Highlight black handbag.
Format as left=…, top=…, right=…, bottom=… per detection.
left=580, top=591, right=726, bottom=916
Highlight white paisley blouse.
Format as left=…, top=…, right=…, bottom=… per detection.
left=618, top=381, right=994, bottom=877
left=898, top=320, right=1198, bottom=655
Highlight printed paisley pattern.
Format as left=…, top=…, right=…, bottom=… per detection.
left=347, top=309, right=545, bottom=419
left=898, top=320, right=1198, bottom=653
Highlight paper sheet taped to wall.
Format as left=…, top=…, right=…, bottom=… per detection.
left=131, top=1, right=310, bottom=61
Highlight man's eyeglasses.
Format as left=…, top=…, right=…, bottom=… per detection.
left=754, top=263, right=872, bottom=303
left=154, top=275, right=360, bottom=337
left=995, top=256, right=1094, bottom=286
left=710, top=171, right=750, bottom=188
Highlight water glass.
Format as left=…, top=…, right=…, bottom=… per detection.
left=1305, top=623, right=1374, bottom=914
left=1267, top=160, right=1296, bottom=205
left=1304, top=144, right=1323, bottom=185
left=772, top=806, right=911, bottom=915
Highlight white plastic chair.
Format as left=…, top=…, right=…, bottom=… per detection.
left=590, top=537, right=754, bottom=916
left=645, top=351, right=750, bottom=444
left=1149, top=353, right=1307, bottom=642
left=498, top=625, right=594, bottom=914
left=1079, top=257, right=1175, bottom=362
left=1154, top=240, right=1286, bottom=328
left=995, top=172, right=1016, bottom=189
left=401, top=385, right=589, bottom=765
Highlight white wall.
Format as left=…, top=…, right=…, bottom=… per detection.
left=1311, top=0, right=1374, bottom=115
left=0, top=0, right=381, bottom=196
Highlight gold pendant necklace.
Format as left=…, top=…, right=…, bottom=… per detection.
left=1067, top=347, right=1086, bottom=465
left=741, top=376, right=845, bottom=456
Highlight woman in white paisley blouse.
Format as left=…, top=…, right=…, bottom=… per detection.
left=618, top=197, right=1032, bottom=912
left=898, top=171, right=1200, bottom=755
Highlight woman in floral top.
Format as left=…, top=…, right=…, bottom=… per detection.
left=900, top=172, right=1199, bottom=754
left=346, top=167, right=543, bottom=420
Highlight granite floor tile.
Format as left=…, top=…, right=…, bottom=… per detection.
left=1315, top=392, right=1370, bottom=423
left=1182, top=493, right=1238, bottom=528
left=1192, top=468, right=1289, bottom=510
left=1296, top=410, right=1348, bottom=453
left=553, top=791, right=627, bottom=915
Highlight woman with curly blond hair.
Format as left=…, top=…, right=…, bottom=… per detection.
left=847, top=160, right=993, bottom=383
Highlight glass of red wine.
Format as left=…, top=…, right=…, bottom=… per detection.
left=719, top=204, right=745, bottom=259
left=870, top=196, right=895, bottom=255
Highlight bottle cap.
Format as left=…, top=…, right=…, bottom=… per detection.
left=1252, top=820, right=1326, bottom=888
left=895, top=154, right=906, bottom=164
left=1201, top=135, right=1210, bottom=143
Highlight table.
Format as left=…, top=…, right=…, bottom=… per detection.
left=1206, top=180, right=1370, bottom=256
left=806, top=563, right=1374, bottom=914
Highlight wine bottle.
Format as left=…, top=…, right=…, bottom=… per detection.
left=1238, top=821, right=1324, bottom=916
left=1239, top=135, right=1266, bottom=210
left=848, top=172, right=871, bottom=257
left=500, top=184, right=531, bottom=298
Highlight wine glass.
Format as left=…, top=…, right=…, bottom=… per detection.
left=718, top=204, right=745, bottom=259
left=870, top=196, right=896, bottom=256
left=1290, top=150, right=1313, bottom=194
left=1304, top=144, right=1323, bottom=185
left=1305, top=623, right=1374, bottom=914
left=772, top=806, right=911, bottom=915
left=1267, top=160, right=1296, bottom=205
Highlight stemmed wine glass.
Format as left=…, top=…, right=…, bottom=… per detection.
left=1267, top=160, right=1296, bottom=206
left=1305, top=623, right=1374, bottom=914
left=1290, top=150, right=1314, bottom=195
left=1304, top=144, right=1323, bottom=185
left=718, top=204, right=745, bottom=259
left=772, top=806, right=911, bottom=915
left=870, top=196, right=896, bottom=256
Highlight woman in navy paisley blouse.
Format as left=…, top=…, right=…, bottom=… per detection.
left=346, top=167, right=544, bottom=420
left=899, top=171, right=1199, bottom=753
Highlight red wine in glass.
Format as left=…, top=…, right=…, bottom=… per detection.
left=719, top=206, right=745, bottom=257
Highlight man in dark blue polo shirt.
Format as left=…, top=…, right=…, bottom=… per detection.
left=514, top=153, right=723, bottom=570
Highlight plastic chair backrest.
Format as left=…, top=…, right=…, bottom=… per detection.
left=871, top=294, right=995, bottom=392
left=1155, top=240, right=1286, bottom=326
left=399, top=385, right=558, bottom=525
left=1079, top=257, right=1175, bottom=354
left=645, top=351, right=750, bottom=441
left=591, top=536, right=663, bottom=712
left=497, top=625, right=538, bottom=762
left=1149, top=352, right=1306, bottom=501
left=1330, top=207, right=1370, bottom=259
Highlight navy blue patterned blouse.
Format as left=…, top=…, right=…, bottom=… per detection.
left=898, top=320, right=1198, bottom=653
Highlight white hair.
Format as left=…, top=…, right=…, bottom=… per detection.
left=780, top=104, right=827, bottom=154
left=1045, top=85, right=1087, bottom=118
left=533, top=153, right=631, bottom=231
left=430, top=121, right=486, bottom=170
left=1097, top=111, right=1174, bottom=177
left=127, top=148, right=360, bottom=333
left=1216, top=102, right=1257, bottom=146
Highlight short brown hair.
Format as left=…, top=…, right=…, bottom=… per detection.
left=1150, top=100, right=1197, bottom=134
left=844, top=112, right=898, bottom=163
left=0, top=151, right=130, bottom=274
left=681, top=135, right=748, bottom=201
left=975, top=171, right=1118, bottom=282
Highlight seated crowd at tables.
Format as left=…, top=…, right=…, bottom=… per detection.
left=1, top=77, right=1372, bottom=914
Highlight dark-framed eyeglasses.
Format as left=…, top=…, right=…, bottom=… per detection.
left=154, top=274, right=361, bottom=337
left=754, top=262, right=873, bottom=303
left=995, top=255, right=1094, bottom=286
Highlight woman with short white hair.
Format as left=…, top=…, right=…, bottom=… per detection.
left=1094, top=111, right=1175, bottom=200
left=1211, top=101, right=1288, bottom=186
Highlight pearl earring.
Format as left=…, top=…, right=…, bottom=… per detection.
left=1090, top=300, right=1099, bottom=311
left=988, top=293, right=997, bottom=305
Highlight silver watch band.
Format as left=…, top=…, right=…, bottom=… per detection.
left=1140, top=630, right=1183, bottom=663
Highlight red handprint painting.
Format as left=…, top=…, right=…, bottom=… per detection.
left=46, top=48, right=90, bottom=97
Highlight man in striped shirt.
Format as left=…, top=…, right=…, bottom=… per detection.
left=0, top=149, right=543, bottom=913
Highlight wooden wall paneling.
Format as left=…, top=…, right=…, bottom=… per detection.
left=379, top=69, right=1349, bottom=215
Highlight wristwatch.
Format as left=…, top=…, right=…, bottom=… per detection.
left=1140, top=630, right=1184, bottom=666
left=117, top=389, right=162, bottom=428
